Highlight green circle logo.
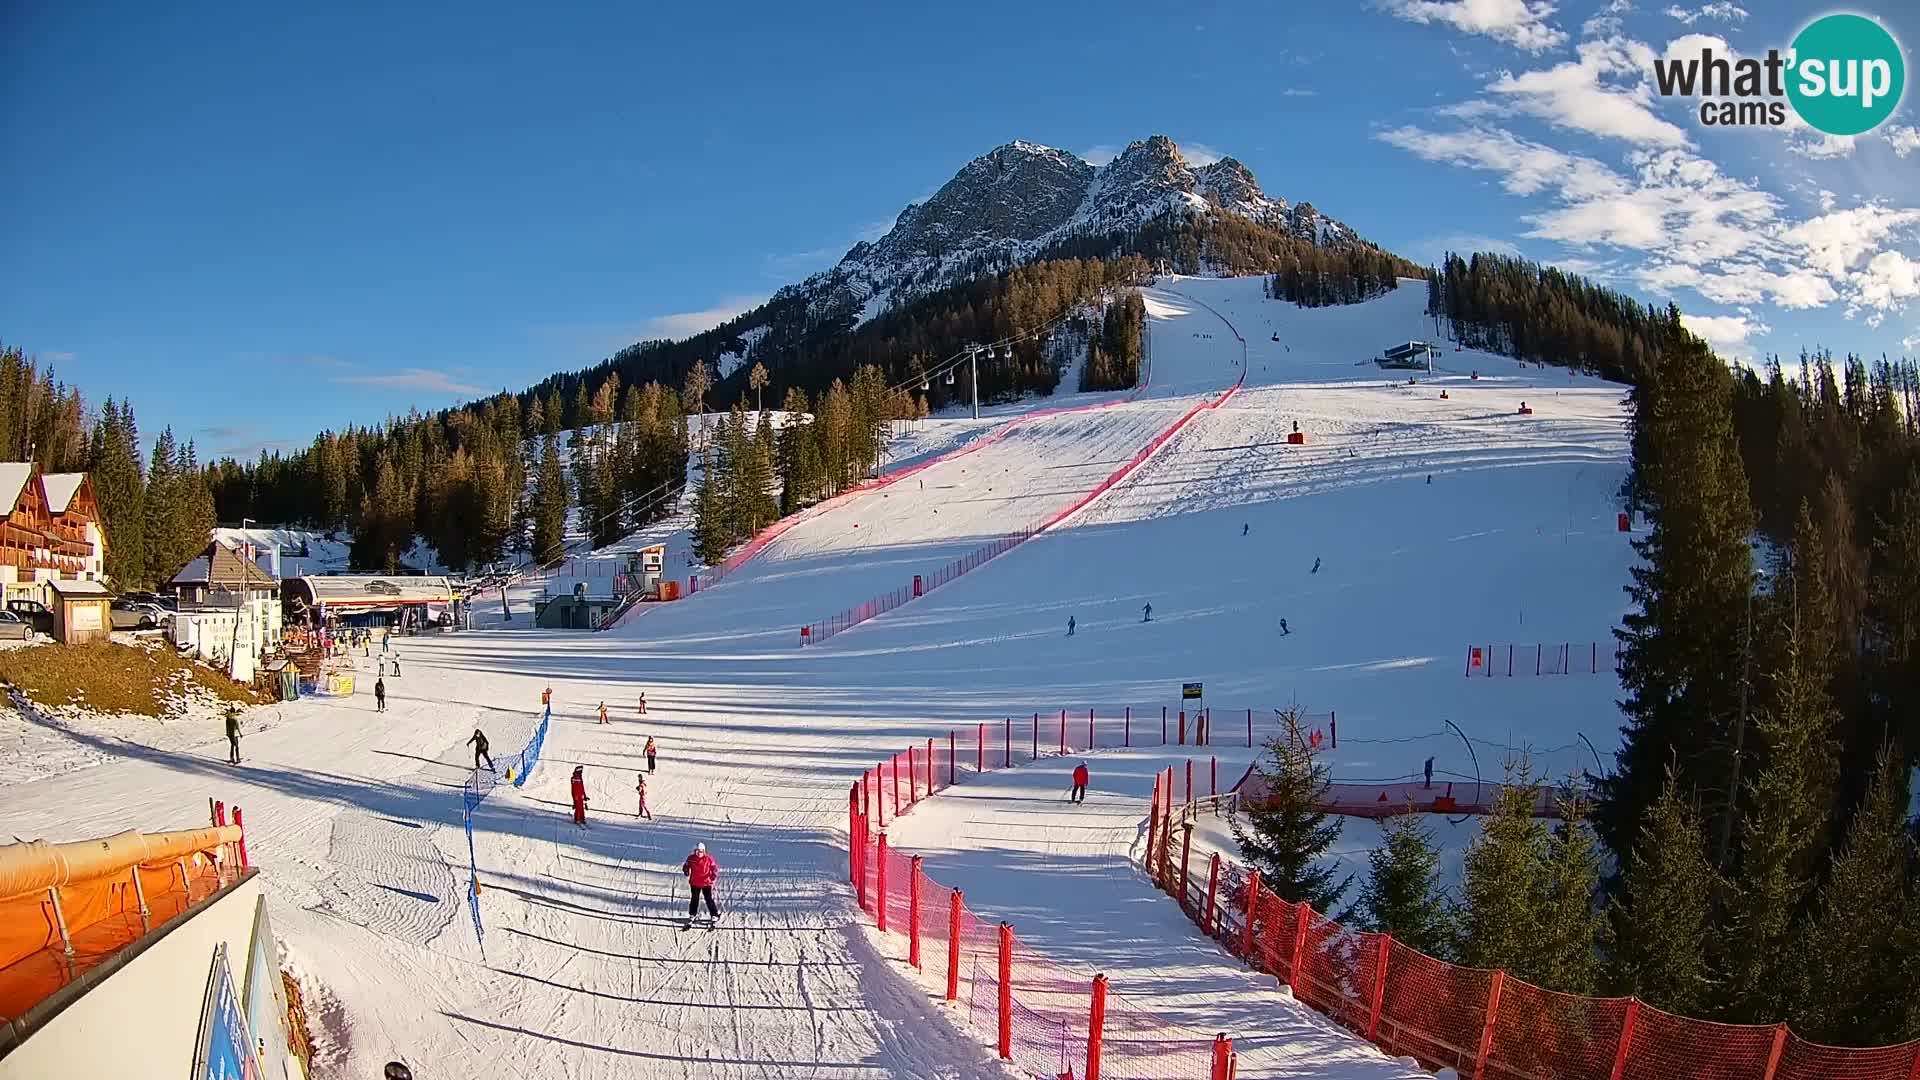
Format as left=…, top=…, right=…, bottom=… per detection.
left=1787, top=14, right=1905, bottom=136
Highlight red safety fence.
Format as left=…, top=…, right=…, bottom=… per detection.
left=802, top=373, right=1245, bottom=646
left=1146, top=796, right=1920, bottom=1080
left=1466, top=641, right=1624, bottom=677
left=847, top=730, right=1236, bottom=1079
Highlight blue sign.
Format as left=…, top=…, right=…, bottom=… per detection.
left=195, top=944, right=261, bottom=1080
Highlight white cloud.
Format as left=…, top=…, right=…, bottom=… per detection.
left=1080, top=145, right=1120, bottom=166
left=1852, top=251, right=1920, bottom=322
left=1582, top=0, right=1633, bottom=38
left=1181, top=142, right=1225, bottom=166
left=1663, top=2, right=1747, bottom=25
left=1904, top=330, right=1920, bottom=351
left=1787, top=132, right=1858, bottom=160
left=1818, top=189, right=1837, bottom=212
left=1376, top=126, right=1627, bottom=198
left=1784, top=206, right=1920, bottom=278
left=641, top=296, right=766, bottom=340
left=336, top=368, right=485, bottom=396
left=1487, top=36, right=1687, bottom=147
left=1280, top=88, right=1320, bottom=97
left=1682, top=311, right=1768, bottom=356
left=1886, top=126, right=1920, bottom=158
left=1382, top=0, right=1567, bottom=52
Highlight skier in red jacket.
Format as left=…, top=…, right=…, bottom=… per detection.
left=570, top=766, right=589, bottom=826
left=1071, top=762, right=1090, bottom=803
left=682, top=843, right=720, bottom=923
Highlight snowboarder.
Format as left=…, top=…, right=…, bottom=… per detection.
left=1279, top=618, right=1291, bottom=636
left=570, top=766, right=589, bottom=826
left=636, top=773, right=653, bottom=819
left=1311, top=557, right=1320, bottom=574
left=1142, top=603, right=1152, bottom=622
left=541, top=686, right=552, bottom=708
left=1070, top=762, right=1089, bottom=803
left=683, top=843, right=721, bottom=924
left=1067, top=616, right=1076, bottom=637
left=225, top=707, right=242, bottom=765
left=1423, top=756, right=1435, bottom=790
left=636, top=692, right=647, bottom=716
left=598, top=701, right=609, bottom=725
left=1426, top=474, right=1432, bottom=485
left=1242, top=523, right=1249, bottom=536
left=374, top=676, right=387, bottom=713
left=468, top=729, right=495, bottom=772
left=645, top=735, right=658, bottom=772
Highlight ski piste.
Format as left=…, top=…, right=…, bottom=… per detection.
left=3, top=276, right=1631, bottom=1078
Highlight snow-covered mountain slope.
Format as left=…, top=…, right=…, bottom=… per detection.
left=1, top=275, right=1635, bottom=1079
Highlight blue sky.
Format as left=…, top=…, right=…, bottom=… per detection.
left=2, top=1, right=1915, bottom=460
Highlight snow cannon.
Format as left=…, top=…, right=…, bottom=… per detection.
left=1517, top=402, right=1534, bottom=415
left=1439, top=390, right=1449, bottom=399
left=1470, top=370, right=1479, bottom=379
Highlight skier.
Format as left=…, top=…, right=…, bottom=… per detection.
left=682, top=842, right=721, bottom=925
left=570, top=766, right=589, bottom=826
left=374, top=676, right=387, bottom=713
left=1242, top=523, right=1249, bottom=536
left=1426, top=474, right=1432, bottom=485
left=1311, top=557, right=1321, bottom=574
left=645, top=735, right=658, bottom=773
left=468, top=728, right=495, bottom=772
left=598, top=701, right=609, bottom=725
left=541, top=686, right=552, bottom=708
left=225, top=707, right=242, bottom=765
left=636, top=773, right=653, bottom=819
left=1067, top=616, right=1076, bottom=637
left=1142, top=603, right=1152, bottom=622
left=1423, top=756, right=1435, bottom=790
left=636, top=692, right=647, bottom=716
left=1279, top=618, right=1291, bottom=636
left=1070, top=761, right=1089, bottom=804
left=391, top=654, right=400, bottom=677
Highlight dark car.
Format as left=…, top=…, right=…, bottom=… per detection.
left=0, top=610, right=31, bottom=641
left=6, top=599, right=53, bottom=634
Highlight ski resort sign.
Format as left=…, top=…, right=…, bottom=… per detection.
left=1652, top=12, right=1905, bottom=135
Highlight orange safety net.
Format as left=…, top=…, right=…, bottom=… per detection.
left=0, top=828, right=243, bottom=1022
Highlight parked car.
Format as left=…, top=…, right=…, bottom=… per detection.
left=0, top=610, right=31, bottom=640
left=111, top=599, right=159, bottom=630
left=6, top=599, right=52, bottom=634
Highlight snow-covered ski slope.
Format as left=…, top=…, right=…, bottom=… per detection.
left=2, top=276, right=1634, bottom=1078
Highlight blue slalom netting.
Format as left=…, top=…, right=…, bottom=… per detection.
left=462, top=705, right=551, bottom=945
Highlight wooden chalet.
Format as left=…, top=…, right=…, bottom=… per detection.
left=0, top=463, right=106, bottom=605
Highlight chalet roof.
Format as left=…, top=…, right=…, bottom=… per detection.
left=40, top=474, right=84, bottom=513
left=47, top=579, right=111, bottom=597
left=0, top=464, right=31, bottom=516
left=170, top=542, right=278, bottom=591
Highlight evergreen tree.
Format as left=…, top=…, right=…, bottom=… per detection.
left=1607, top=767, right=1718, bottom=1015
left=1357, top=809, right=1453, bottom=957
left=1536, top=787, right=1607, bottom=995
left=1228, top=707, right=1351, bottom=912
left=748, top=361, right=769, bottom=413
left=143, top=428, right=183, bottom=579
left=691, top=449, right=729, bottom=565
left=1717, top=569, right=1842, bottom=1022
left=531, top=435, right=568, bottom=563
left=1793, top=744, right=1917, bottom=1045
left=777, top=387, right=817, bottom=514
left=1600, top=309, right=1756, bottom=870
left=88, top=398, right=147, bottom=587
left=1457, top=761, right=1550, bottom=978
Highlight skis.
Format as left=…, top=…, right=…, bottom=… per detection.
left=679, top=915, right=720, bottom=931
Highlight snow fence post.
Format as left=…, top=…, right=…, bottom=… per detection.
left=1032, top=713, right=1038, bottom=761
left=1210, top=1034, right=1233, bottom=1080
left=892, top=756, right=901, bottom=817
left=1288, top=901, right=1310, bottom=989
left=875, top=833, right=889, bottom=933
left=1059, top=709, right=1066, bottom=754
left=1086, top=974, right=1109, bottom=1080
left=908, top=855, right=923, bottom=969
left=948, top=732, right=955, bottom=787
left=1211, top=756, right=1217, bottom=799
left=907, top=746, right=917, bottom=805
left=977, top=723, right=985, bottom=774
left=848, top=784, right=860, bottom=889
left=947, top=889, right=963, bottom=1001
left=1186, top=759, right=1193, bottom=805
left=1179, top=822, right=1195, bottom=911
left=1087, top=707, right=1094, bottom=748
left=925, top=738, right=934, bottom=795
left=1473, top=970, right=1504, bottom=1080
left=1760, top=1025, right=1788, bottom=1080
left=875, top=763, right=886, bottom=828
left=1125, top=706, right=1131, bottom=747
left=1366, top=933, right=1390, bottom=1041
left=1330, top=712, right=1336, bottom=749
left=213, top=800, right=226, bottom=827
left=233, top=807, right=249, bottom=870
left=1247, top=708, right=1253, bottom=747
left=1145, top=774, right=1161, bottom=870
left=1204, top=854, right=1221, bottom=935
left=1162, top=706, right=1168, bottom=744
left=1004, top=717, right=1011, bottom=769
left=1241, top=871, right=1262, bottom=961
left=1179, top=709, right=1187, bottom=745
left=997, top=923, right=1014, bottom=1060
left=1608, top=999, right=1639, bottom=1080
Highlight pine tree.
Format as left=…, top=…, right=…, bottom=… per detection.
left=748, top=361, right=769, bottom=413
left=1457, top=760, right=1549, bottom=977
left=1717, top=572, right=1842, bottom=1022
left=1607, top=767, right=1718, bottom=1015
left=143, top=428, right=182, bottom=579
left=1358, top=809, right=1453, bottom=957
left=1793, top=744, right=1917, bottom=1045
left=691, top=450, right=729, bottom=565
left=531, top=435, right=568, bottom=564
left=1600, top=309, right=1757, bottom=870
left=777, top=387, right=816, bottom=514
left=684, top=360, right=712, bottom=445
left=89, top=399, right=147, bottom=587
left=1228, top=707, right=1351, bottom=911
left=1536, top=787, right=1607, bottom=994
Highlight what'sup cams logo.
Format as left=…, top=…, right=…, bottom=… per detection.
left=1653, top=12, right=1906, bottom=135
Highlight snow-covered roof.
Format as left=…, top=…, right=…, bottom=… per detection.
left=0, top=463, right=31, bottom=515
left=39, top=473, right=84, bottom=513
left=47, top=579, right=111, bottom=597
